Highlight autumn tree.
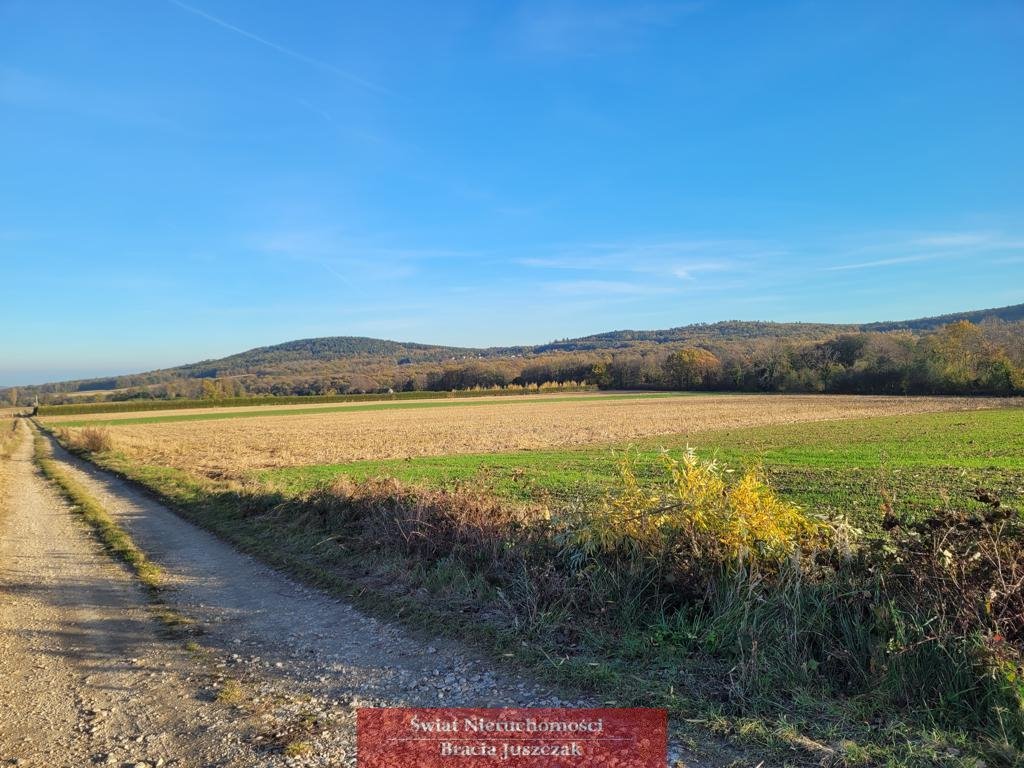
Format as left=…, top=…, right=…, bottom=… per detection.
left=664, top=348, right=722, bottom=390
left=930, top=321, right=987, bottom=388
left=591, top=362, right=611, bottom=389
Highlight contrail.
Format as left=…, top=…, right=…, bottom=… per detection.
left=166, top=0, right=388, bottom=94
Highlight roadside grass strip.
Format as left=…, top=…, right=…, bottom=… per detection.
left=33, top=431, right=162, bottom=591
left=32, top=429, right=207, bottom=640
left=0, top=416, right=22, bottom=459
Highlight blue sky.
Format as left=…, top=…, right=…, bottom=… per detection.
left=2, top=0, right=1023, bottom=386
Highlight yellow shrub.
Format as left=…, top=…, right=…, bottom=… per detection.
left=723, top=468, right=820, bottom=560
left=573, top=448, right=825, bottom=569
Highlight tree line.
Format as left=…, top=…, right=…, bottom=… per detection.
left=14, top=319, right=1024, bottom=405
left=592, top=320, right=1024, bottom=395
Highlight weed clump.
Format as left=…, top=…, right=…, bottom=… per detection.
left=283, top=740, right=312, bottom=757
left=215, top=679, right=245, bottom=705
left=63, top=426, right=114, bottom=453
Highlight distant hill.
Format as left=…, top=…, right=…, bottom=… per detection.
left=535, top=321, right=858, bottom=352
left=547, top=304, right=1024, bottom=350
left=861, top=303, right=1024, bottom=332
left=11, top=301, right=1023, bottom=398
left=172, top=337, right=501, bottom=377
left=162, top=302, right=1024, bottom=374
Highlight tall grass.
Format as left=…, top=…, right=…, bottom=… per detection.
left=0, top=416, right=21, bottom=459
left=58, top=426, right=114, bottom=453
left=0, top=418, right=20, bottom=523
left=272, top=452, right=1023, bottom=755
left=570, top=454, right=1023, bottom=748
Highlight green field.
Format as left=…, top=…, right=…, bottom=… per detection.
left=259, top=407, right=1024, bottom=526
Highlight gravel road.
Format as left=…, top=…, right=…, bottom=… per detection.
left=0, top=421, right=269, bottom=767
left=0, top=423, right=710, bottom=767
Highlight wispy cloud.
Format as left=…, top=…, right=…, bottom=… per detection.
left=515, top=1, right=703, bottom=57
left=249, top=229, right=468, bottom=284
left=1, top=66, right=183, bottom=131
left=166, top=0, right=387, bottom=94
left=295, top=98, right=389, bottom=145
left=911, top=232, right=996, bottom=248
left=824, top=231, right=1024, bottom=272
left=824, top=254, right=937, bottom=272
left=249, top=226, right=1023, bottom=305
left=542, top=279, right=676, bottom=296
left=517, top=239, right=765, bottom=282
left=0, top=228, right=39, bottom=242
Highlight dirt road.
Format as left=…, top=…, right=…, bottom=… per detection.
left=0, top=421, right=269, bottom=767
left=0, top=423, right=702, bottom=767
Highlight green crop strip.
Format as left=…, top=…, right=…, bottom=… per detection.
left=44, top=391, right=701, bottom=427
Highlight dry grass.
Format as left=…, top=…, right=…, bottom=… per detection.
left=215, top=678, right=245, bottom=705
left=70, top=393, right=1018, bottom=477
left=0, top=416, right=22, bottom=459
left=61, top=426, right=114, bottom=453
left=60, top=388, right=128, bottom=400
left=0, top=418, right=21, bottom=519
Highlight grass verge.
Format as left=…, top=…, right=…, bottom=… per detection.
left=0, top=415, right=22, bottom=459
left=32, top=430, right=207, bottom=643
left=33, top=430, right=162, bottom=590
left=0, top=418, right=19, bottom=526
